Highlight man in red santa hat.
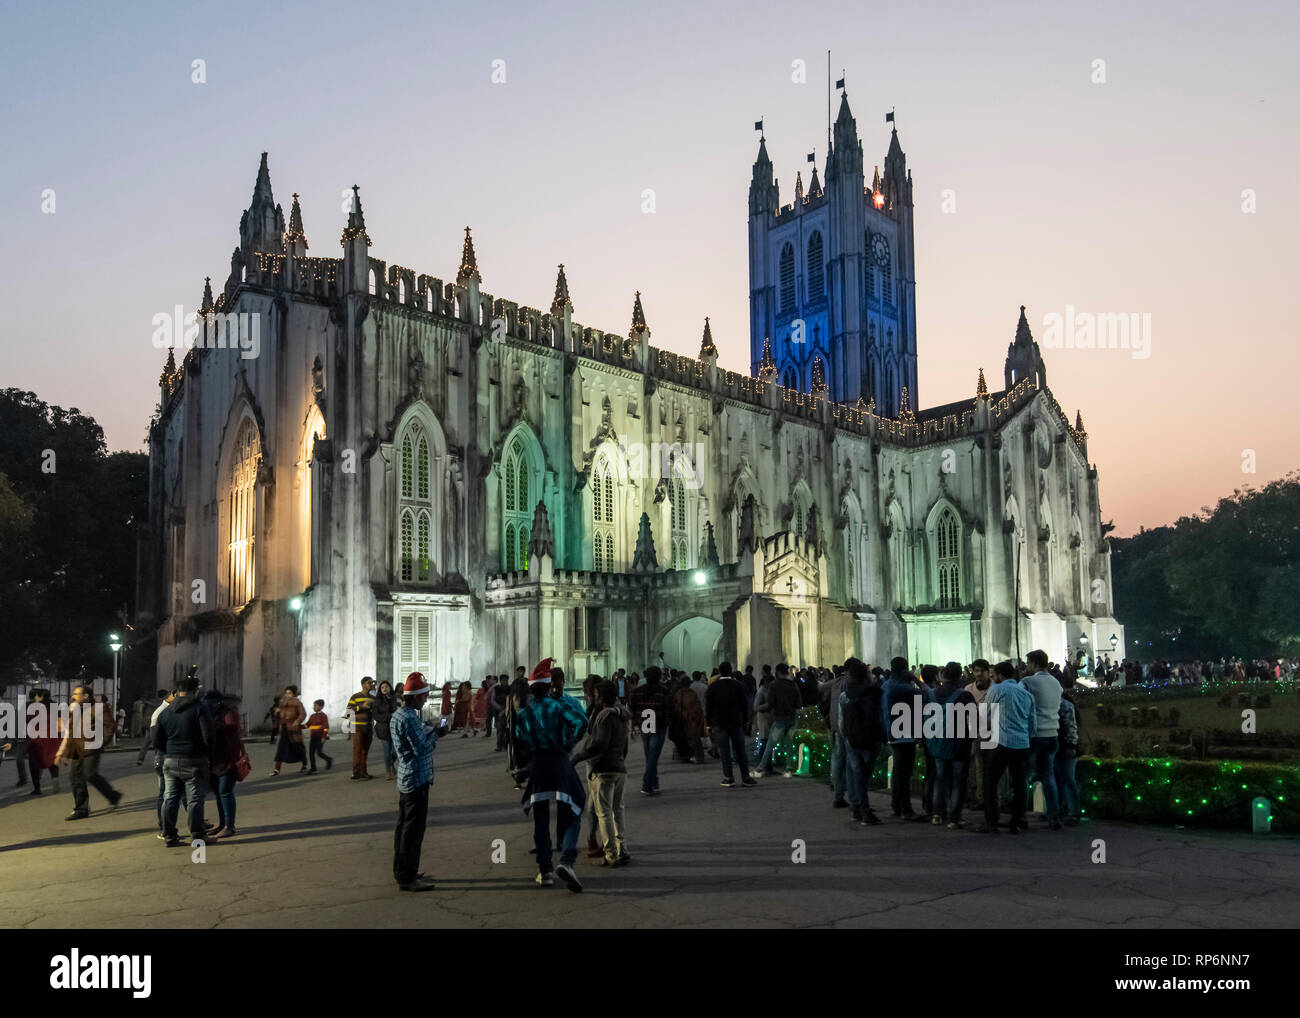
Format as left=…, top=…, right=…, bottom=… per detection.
left=390, top=670, right=450, bottom=892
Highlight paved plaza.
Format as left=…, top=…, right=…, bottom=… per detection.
left=1, top=736, right=1297, bottom=929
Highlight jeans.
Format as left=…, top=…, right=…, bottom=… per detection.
left=214, top=770, right=238, bottom=830
left=69, top=753, right=119, bottom=815
left=844, top=745, right=879, bottom=812
left=532, top=798, right=581, bottom=873
left=888, top=742, right=917, bottom=815
left=379, top=736, right=396, bottom=773
left=3, top=743, right=29, bottom=784
left=309, top=734, right=332, bottom=771
left=393, top=782, right=430, bottom=884
left=932, top=757, right=970, bottom=822
left=921, top=745, right=936, bottom=815
left=1054, top=752, right=1079, bottom=820
left=984, top=746, right=1030, bottom=829
left=758, top=719, right=794, bottom=773
left=162, top=756, right=210, bottom=840
left=154, top=758, right=165, bottom=830
left=829, top=732, right=847, bottom=801
left=591, top=772, right=627, bottom=861
left=710, top=725, right=751, bottom=781
left=1028, top=736, right=1060, bottom=818
left=641, top=730, right=666, bottom=793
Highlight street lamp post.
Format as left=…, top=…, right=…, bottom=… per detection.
left=109, top=634, right=122, bottom=745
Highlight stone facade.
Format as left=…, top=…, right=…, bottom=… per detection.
left=138, top=141, right=1124, bottom=714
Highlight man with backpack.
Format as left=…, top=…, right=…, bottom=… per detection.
left=839, top=660, right=884, bottom=825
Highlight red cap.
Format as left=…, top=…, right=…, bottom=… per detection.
left=529, top=658, right=553, bottom=684
left=403, top=671, right=432, bottom=695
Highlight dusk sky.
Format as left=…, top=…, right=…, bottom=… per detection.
left=2, top=0, right=1296, bottom=536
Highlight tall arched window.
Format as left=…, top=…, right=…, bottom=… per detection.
left=865, top=232, right=875, bottom=301
left=887, top=503, right=907, bottom=607
left=934, top=507, right=961, bottom=609
left=501, top=437, right=533, bottom=572
left=779, top=243, right=795, bottom=315
left=226, top=418, right=259, bottom=606
left=881, top=241, right=892, bottom=306
left=397, top=419, right=434, bottom=583
left=592, top=454, right=616, bottom=572
left=781, top=366, right=798, bottom=391
left=671, top=460, right=689, bottom=569
left=807, top=231, right=824, bottom=300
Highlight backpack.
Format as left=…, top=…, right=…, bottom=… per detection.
left=841, top=684, right=884, bottom=751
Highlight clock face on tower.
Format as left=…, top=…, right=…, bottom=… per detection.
left=871, top=233, right=889, bottom=267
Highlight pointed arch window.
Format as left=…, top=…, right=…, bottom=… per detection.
left=670, top=459, right=690, bottom=570
left=779, top=243, right=795, bottom=315
left=881, top=242, right=893, bottom=307
left=807, top=231, right=824, bottom=299
left=592, top=454, right=616, bottom=572
left=501, top=436, right=534, bottom=572
left=397, top=418, right=435, bottom=583
left=226, top=418, right=259, bottom=606
left=934, top=507, right=961, bottom=609
left=781, top=366, right=798, bottom=391
left=865, top=233, right=875, bottom=301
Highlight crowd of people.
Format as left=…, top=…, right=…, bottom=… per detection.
left=5, top=649, right=1293, bottom=895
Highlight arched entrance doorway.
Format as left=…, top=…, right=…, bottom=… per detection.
left=654, top=616, right=724, bottom=676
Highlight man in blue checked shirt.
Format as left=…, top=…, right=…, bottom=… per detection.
left=391, top=671, right=449, bottom=892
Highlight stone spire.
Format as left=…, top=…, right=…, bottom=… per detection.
left=199, top=276, right=214, bottom=316
left=1004, top=305, right=1047, bottom=391
left=794, top=170, right=804, bottom=204
left=629, top=291, right=648, bottom=337
left=750, top=134, right=777, bottom=216
left=700, top=521, right=720, bottom=570
left=457, top=226, right=480, bottom=283
left=1075, top=410, right=1087, bottom=438
left=283, top=192, right=308, bottom=253
left=631, top=511, right=658, bottom=572
left=975, top=367, right=988, bottom=399
left=898, top=385, right=914, bottom=420
left=758, top=336, right=776, bottom=381
left=527, top=499, right=555, bottom=562
left=699, top=316, right=717, bottom=360
left=159, top=348, right=176, bottom=396
left=339, top=185, right=371, bottom=246
left=240, top=151, right=284, bottom=253
left=811, top=355, right=827, bottom=395
left=551, top=263, right=571, bottom=314
left=808, top=164, right=823, bottom=199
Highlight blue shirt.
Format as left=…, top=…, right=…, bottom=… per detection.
left=513, top=695, right=588, bottom=753
left=985, top=679, right=1037, bottom=750
left=391, top=704, right=438, bottom=793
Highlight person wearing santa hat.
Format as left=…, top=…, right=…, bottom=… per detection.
left=390, top=670, right=449, bottom=892
left=513, top=657, right=589, bottom=891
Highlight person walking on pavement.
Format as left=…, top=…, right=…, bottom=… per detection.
left=54, top=684, right=121, bottom=820
left=270, top=685, right=308, bottom=776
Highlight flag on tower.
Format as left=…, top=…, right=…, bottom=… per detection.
left=807, top=152, right=814, bottom=163
left=886, top=110, right=895, bottom=123
left=755, top=119, right=763, bottom=132
left=835, top=76, right=845, bottom=89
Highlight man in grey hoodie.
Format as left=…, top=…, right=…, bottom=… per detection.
left=571, top=678, right=631, bottom=867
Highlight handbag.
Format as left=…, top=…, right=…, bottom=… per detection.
left=233, top=748, right=251, bottom=782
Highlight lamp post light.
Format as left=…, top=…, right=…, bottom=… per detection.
left=109, top=634, right=122, bottom=746
left=1110, top=633, right=1119, bottom=655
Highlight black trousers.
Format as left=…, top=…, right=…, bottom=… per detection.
left=921, top=745, right=935, bottom=815
left=69, top=754, right=118, bottom=815
left=710, top=725, right=750, bottom=781
left=889, top=743, right=917, bottom=815
left=393, top=782, right=430, bottom=885
left=984, top=746, right=1030, bottom=829
left=309, top=734, right=332, bottom=770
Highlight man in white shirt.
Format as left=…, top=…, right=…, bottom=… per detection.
left=1020, top=650, right=1063, bottom=830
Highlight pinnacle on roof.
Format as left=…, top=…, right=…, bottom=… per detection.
left=1075, top=410, right=1087, bottom=436
left=758, top=336, right=776, bottom=380
left=551, top=263, right=571, bottom=314
left=629, top=291, right=648, bottom=336
left=199, top=276, right=214, bottom=316
left=159, top=348, right=177, bottom=393
left=340, top=185, right=371, bottom=246
left=754, top=134, right=771, bottom=166
left=898, top=385, right=914, bottom=419
left=794, top=170, right=804, bottom=203
left=251, top=152, right=273, bottom=205
left=975, top=367, right=989, bottom=399
left=457, top=226, right=480, bottom=283
left=811, top=355, right=827, bottom=395
left=1014, top=305, right=1033, bottom=345
left=699, top=317, right=717, bottom=359
left=808, top=164, right=823, bottom=199
left=283, top=193, right=308, bottom=250
left=835, top=90, right=855, bottom=127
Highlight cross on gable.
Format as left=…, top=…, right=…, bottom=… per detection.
left=786, top=576, right=797, bottom=594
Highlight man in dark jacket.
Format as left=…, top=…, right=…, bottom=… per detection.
left=629, top=666, right=673, bottom=796
left=822, top=663, right=852, bottom=807
left=882, top=657, right=925, bottom=819
left=927, top=662, right=978, bottom=828
left=704, top=661, right=756, bottom=788
left=754, top=663, right=801, bottom=777
left=839, top=660, right=884, bottom=824
left=572, top=678, right=631, bottom=866
left=155, top=673, right=215, bottom=847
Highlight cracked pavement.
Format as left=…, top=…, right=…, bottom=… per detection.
left=1, top=736, right=1297, bottom=928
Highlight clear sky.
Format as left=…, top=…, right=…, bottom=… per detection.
left=2, top=0, right=1296, bottom=536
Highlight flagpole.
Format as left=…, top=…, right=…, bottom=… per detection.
left=826, top=50, right=832, bottom=155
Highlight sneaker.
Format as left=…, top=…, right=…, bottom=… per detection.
left=155, top=831, right=166, bottom=840
left=164, top=837, right=185, bottom=847
left=398, top=877, right=437, bottom=892
left=535, top=871, right=555, bottom=887
left=29, top=788, right=42, bottom=796
left=741, top=777, right=757, bottom=786
left=782, top=771, right=793, bottom=779
left=748, top=770, right=763, bottom=780
left=350, top=775, right=361, bottom=780
left=555, top=863, right=583, bottom=893
left=639, top=789, right=652, bottom=796
left=931, top=815, right=943, bottom=825
left=863, top=811, right=882, bottom=825
left=614, top=854, right=631, bottom=867
left=720, top=778, right=735, bottom=787
left=832, top=799, right=849, bottom=809
left=107, top=794, right=122, bottom=810
left=65, top=811, right=88, bottom=821
left=270, top=771, right=281, bottom=777
left=946, top=821, right=963, bottom=831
